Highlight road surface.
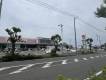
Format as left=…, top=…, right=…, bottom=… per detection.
left=0, top=52, right=106, bottom=80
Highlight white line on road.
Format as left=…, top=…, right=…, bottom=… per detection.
left=0, top=60, right=65, bottom=72
left=9, top=64, right=35, bottom=74
left=0, top=67, right=11, bottom=71
left=104, top=55, right=106, bottom=56
left=83, top=78, right=90, bottom=80
left=0, top=65, right=27, bottom=72
left=90, top=57, right=94, bottom=59
left=95, top=71, right=103, bottom=76
left=74, top=58, right=79, bottom=62
left=42, top=62, right=53, bottom=68
left=82, top=58, right=88, bottom=61
left=95, top=56, right=99, bottom=58
left=101, top=55, right=103, bottom=57
left=83, top=70, right=103, bottom=80
left=62, top=60, right=68, bottom=64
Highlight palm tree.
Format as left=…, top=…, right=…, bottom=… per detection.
left=95, top=0, right=106, bottom=18
left=5, top=27, right=21, bottom=55
left=86, top=38, right=93, bottom=52
left=63, top=42, right=69, bottom=49
left=51, top=34, right=62, bottom=53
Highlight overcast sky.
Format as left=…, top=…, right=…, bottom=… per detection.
left=0, top=0, right=106, bottom=46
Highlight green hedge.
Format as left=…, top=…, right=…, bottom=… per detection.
left=0, top=54, right=43, bottom=62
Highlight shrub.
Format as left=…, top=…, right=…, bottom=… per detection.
left=56, top=75, right=67, bottom=80
left=50, top=49, right=59, bottom=57
left=0, top=54, right=43, bottom=62
left=56, top=75, right=77, bottom=80
left=102, top=66, right=106, bottom=75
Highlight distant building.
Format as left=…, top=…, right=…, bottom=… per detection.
left=36, top=37, right=52, bottom=48
left=0, top=36, right=52, bottom=50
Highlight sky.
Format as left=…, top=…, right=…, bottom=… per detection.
left=0, top=0, right=106, bottom=46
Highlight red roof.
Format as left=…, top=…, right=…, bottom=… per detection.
left=0, top=36, right=8, bottom=43
left=22, top=38, right=36, bottom=44
left=0, top=36, right=37, bottom=44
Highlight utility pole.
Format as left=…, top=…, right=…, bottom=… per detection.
left=98, top=35, right=101, bottom=47
left=58, top=24, right=64, bottom=53
left=96, top=34, right=99, bottom=45
left=74, top=17, right=77, bottom=54
left=0, top=0, right=3, bottom=19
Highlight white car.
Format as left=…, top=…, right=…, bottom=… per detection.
left=45, top=46, right=55, bottom=54
left=70, top=49, right=76, bottom=52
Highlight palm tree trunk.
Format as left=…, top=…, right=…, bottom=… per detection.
left=55, top=45, right=58, bottom=53
left=89, top=44, right=92, bottom=52
left=11, top=42, right=15, bottom=55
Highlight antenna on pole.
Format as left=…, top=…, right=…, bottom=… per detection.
left=58, top=24, right=64, bottom=53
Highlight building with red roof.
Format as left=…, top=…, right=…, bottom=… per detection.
left=0, top=36, right=52, bottom=50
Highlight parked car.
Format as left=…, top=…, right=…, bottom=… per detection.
left=70, top=49, right=76, bottom=52
left=45, top=48, right=52, bottom=54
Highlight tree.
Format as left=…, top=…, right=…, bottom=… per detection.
left=51, top=34, right=62, bottom=53
left=5, top=27, right=21, bottom=55
left=63, top=42, right=69, bottom=49
left=95, top=0, right=106, bottom=18
left=103, top=43, right=106, bottom=50
left=86, top=38, right=93, bottom=52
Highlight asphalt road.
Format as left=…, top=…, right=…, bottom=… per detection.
left=0, top=52, right=106, bottom=80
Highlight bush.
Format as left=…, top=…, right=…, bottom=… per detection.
left=102, top=66, right=106, bottom=75
left=56, top=75, right=78, bottom=80
left=79, top=49, right=95, bottom=55
left=50, top=52, right=59, bottom=57
left=0, top=54, right=43, bottom=62
left=50, top=49, right=59, bottom=57
left=56, top=75, right=67, bottom=80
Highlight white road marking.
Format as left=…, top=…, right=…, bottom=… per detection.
left=0, top=60, right=64, bottom=72
left=95, top=71, right=103, bottom=76
left=42, top=62, right=53, bottom=68
left=62, top=60, right=68, bottom=64
left=0, top=67, right=11, bottom=71
left=83, top=70, right=103, bottom=80
left=9, top=64, right=35, bottom=74
left=74, top=58, right=79, bottom=62
left=90, top=57, right=94, bottom=59
left=95, top=56, right=99, bottom=58
left=0, top=60, right=63, bottom=70
left=104, top=55, right=106, bottom=56
left=0, top=65, right=27, bottom=72
left=83, top=78, right=90, bottom=80
left=82, top=58, right=88, bottom=60
left=101, top=55, right=103, bottom=57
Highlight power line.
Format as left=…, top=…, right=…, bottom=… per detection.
left=24, top=0, right=105, bottom=34
left=77, top=17, right=105, bottom=33
left=25, top=0, right=76, bottom=17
